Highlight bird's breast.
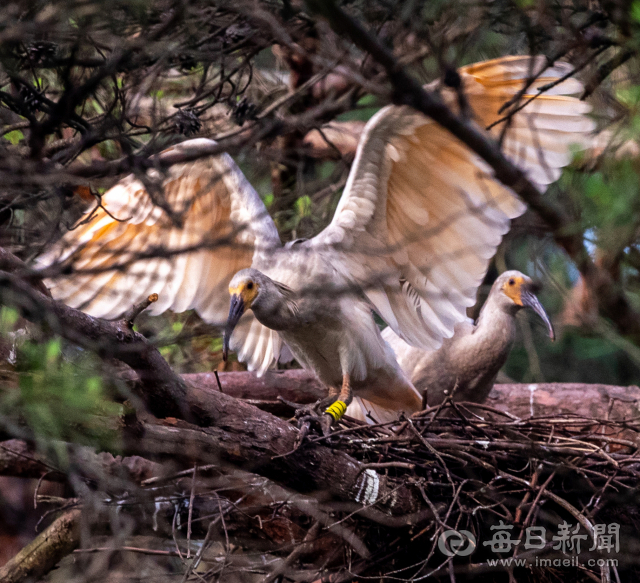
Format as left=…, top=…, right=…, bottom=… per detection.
left=279, top=324, right=343, bottom=386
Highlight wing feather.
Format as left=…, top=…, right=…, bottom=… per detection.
left=313, top=55, right=593, bottom=350
left=37, top=138, right=283, bottom=373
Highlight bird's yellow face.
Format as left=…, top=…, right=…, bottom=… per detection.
left=223, top=279, right=260, bottom=361
left=502, top=275, right=526, bottom=306
left=499, top=272, right=555, bottom=340
left=228, top=280, right=259, bottom=310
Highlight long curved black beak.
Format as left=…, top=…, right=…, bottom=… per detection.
left=521, top=288, right=555, bottom=341
left=222, top=294, right=245, bottom=361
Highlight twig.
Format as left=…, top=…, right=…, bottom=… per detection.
left=122, top=293, right=159, bottom=328
left=214, top=370, right=223, bottom=392
left=186, top=464, right=197, bottom=559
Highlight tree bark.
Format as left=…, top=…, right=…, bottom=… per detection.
left=487, top=381, right=640, bottom=421
left=0, top=508, right=81, bottom=583
left=189, top=371, right=640, bottom=423
left=0, top=439, right=161, bottom=483
left=125, top=397, right=425, bottom=518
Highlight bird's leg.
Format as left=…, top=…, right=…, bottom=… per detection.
left=294, top=376, right=352, bottom=439
left=315, top=385, right=340, bottom=413
left=315, top=385, right=340, bottom=411
left=292, top=385, right=341, bottom=446
left=322, top=373, right=352, bottom=433
left=290, top=385, right=339, bottom=421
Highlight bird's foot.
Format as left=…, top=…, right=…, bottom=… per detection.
left=295, top=399, right=346, bottom=429
left=296, top=399, right=347, bottom=440
left=283, top=395, right=345, bottom=445
left=319, top=413, right=333, bottom=436
left=294, top=404, right=334, bottom=432
left=281, top=395, right=334, bottom=420
left=293, top=401, right=323, bottom=419
left=295, top=412, right=334, bottom=445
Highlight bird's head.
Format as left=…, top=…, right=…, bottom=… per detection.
left=223, top=269, right=264, bottom=361
left=495, top=270, right=555, bottom=340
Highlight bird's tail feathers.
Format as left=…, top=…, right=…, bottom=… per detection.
left=346, top=396, right=419, bottom=425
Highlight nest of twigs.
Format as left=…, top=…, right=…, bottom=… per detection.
left=73, top=400, right=640, bottom=583
left=322, top=401, right=640, bottom=582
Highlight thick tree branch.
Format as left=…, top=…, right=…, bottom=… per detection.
left=0, top=269, right=190, bottom=421
left=0, top=508, right=81, bottom=583
left=199, top=371, right=640, bottom=423
left=0, top=248, right=51, bottom=297
left=124, top=401, right=424, bottom=518
left=0, top=439, right=63, bottom=479
left=0, top=438, right=161, bottom=483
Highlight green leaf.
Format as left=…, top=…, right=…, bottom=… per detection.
left=0, top=307, right=19, bottom=332
left=2, top=339, right=121, bottom=455
left=46, top=339, right=62, bottom=364
left=616, top=85, right=640, bottom=107
left=295, top=195, right=312, bottom=218
left=3, top=130, right=24, bottom=145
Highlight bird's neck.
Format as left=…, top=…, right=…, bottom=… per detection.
left=474, top=296, right=518, bottom=352
left=252, top=294, right=299, bottom=331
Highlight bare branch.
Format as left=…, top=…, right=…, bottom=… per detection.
left=0, top=508, right=81, bottom=583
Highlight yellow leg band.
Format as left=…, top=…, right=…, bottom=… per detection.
left=325, top=400, right=347, bottom=421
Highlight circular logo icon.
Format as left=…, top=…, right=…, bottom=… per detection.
left=438, top=530, right=477, bottom=557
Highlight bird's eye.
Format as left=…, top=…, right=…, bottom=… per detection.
left=246, top=281, right=254, bottom=290
left=508, top=278, right=516, bottom=286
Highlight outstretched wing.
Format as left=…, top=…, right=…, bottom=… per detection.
left=38, top=138, right=284, bottom=373
left=459, top=56, right=592, bottom=187
left=313, top=55, right=594, bottom=350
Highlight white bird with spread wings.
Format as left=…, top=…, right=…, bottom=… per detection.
left=38, top=56, right=595, bottom=427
